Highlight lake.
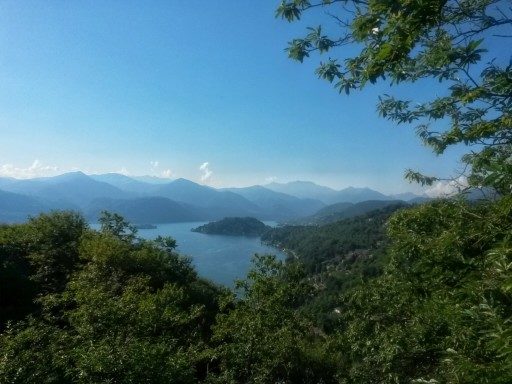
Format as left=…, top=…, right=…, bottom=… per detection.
left=131, top=222, right=285, bottom=287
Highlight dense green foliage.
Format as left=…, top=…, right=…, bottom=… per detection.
left=277, top=0, right=512, bottom=192
left=2, top=197, right=511, bottom=383
left=192, top=217, right=271, bottom=237
left=216, top=197, right=512, bottom=383
left=208, top=255, right=339, bottom=384
left=269, top=3, right=512, bottom=379
left=0, top=212, right=87, bottom=329
left=263, top=204, right=409, bottom=332
left=333, top=196, right=512, bottom=383
left=0, top=211, right=224, bottom=383
left=263, top=204, right=405, bottom=274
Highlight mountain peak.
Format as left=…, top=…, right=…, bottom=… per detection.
left=49, top=171, right=89, bottom=182
left=172, top=178, right=200, bottom=186
left=132, top=175, right=174, bottom=184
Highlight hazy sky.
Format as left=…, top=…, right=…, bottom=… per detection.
left=0, top=1, right=471, bottom=194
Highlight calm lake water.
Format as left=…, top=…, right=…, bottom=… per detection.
left=97, top=221, right=286, bottom=287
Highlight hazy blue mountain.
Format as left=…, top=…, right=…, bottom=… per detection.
left=91, top=172, right=173, bottom=188
left=90, top=173, right=156, bottom=194
left=0, top=177, right=47, bottom=195
left=265, top=181, right=338, bottom=203
left=1, top=172, right=132, bottom=208
left=222, top=185, right=325, bottom=220
left=0, top=173, right=425, bottom=224
left=333, top=187, right=389, bottom=203
left=0, top=177, right=17, bottom=189
left=265, top=181, right=390, bottom=204
left=409, top=196, right=434, bottom=204
left=152, top=178, right=218, bottom=203
left=86, top=197, right=201, bottom=223
left=152, top=178, right=262, bottom=217
left=303, top=201, right=354, bottom=220
left=0, top=189, right=55, bottom=222
left=132, top=175, right=175, bottom=184
left=290, top=200, right=409, bottom=225
left=390, top=192, right=426, bottom=201
left=462, top=187, right=499, bottom=201
left=0, top=174, right=313, bottom=222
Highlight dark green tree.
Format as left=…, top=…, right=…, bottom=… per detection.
left=0, top=211, right=87, bottom=329
left=0, top=224, right=36, bottom=329
left=0, top=213, right=223, bottom=384
left=331, top=196, right=512, bottom=383
left=209, top=255, right=339, bottom=383
left=98, top=210, right=137, bottom=242
left=24, top=211, right=87, bottom=295
left=277, top=0, right=512, bottom=193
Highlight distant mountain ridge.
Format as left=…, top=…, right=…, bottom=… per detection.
left=85, top=197, right=201, bottom=224
left=0, top=190, right=56, bottom=222
left=0, top=172, right=425, bottom=223
left=90, top=173, right=156, bottom=194
left=221, top=185, right=325, bottom=220
left=0, top=171, right=131, bottom=210
left=289, top=200, right=411, bottom=225
left=264, top=181, right=418, bottom=204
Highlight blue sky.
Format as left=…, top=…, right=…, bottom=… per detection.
left=0, top=1, right=470, bottom=194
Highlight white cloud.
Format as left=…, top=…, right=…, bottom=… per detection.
left=199, top=162, right=213, bottom=183
left=0, top=160, right=60, bottom=179
left=265, top=176, right=277, bottom=184
left=118, top=167, right=130, bottom=176
left=425, top=176, right=468, bottom=197
left=160, top=169, right=173, bottom=179
left=149, top=161, right=173, bottom=179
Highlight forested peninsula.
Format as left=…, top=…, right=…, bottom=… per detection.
left=191, top=217, right=270, bottom=236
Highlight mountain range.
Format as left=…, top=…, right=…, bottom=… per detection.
left=287, top=200, right=411, bottom=225
left=265, top=181, right=392, bottom=204
left=0, top=172, right=426, bottom=224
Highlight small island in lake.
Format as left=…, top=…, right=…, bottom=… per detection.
left=191, top=217, right=270, bottom=237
